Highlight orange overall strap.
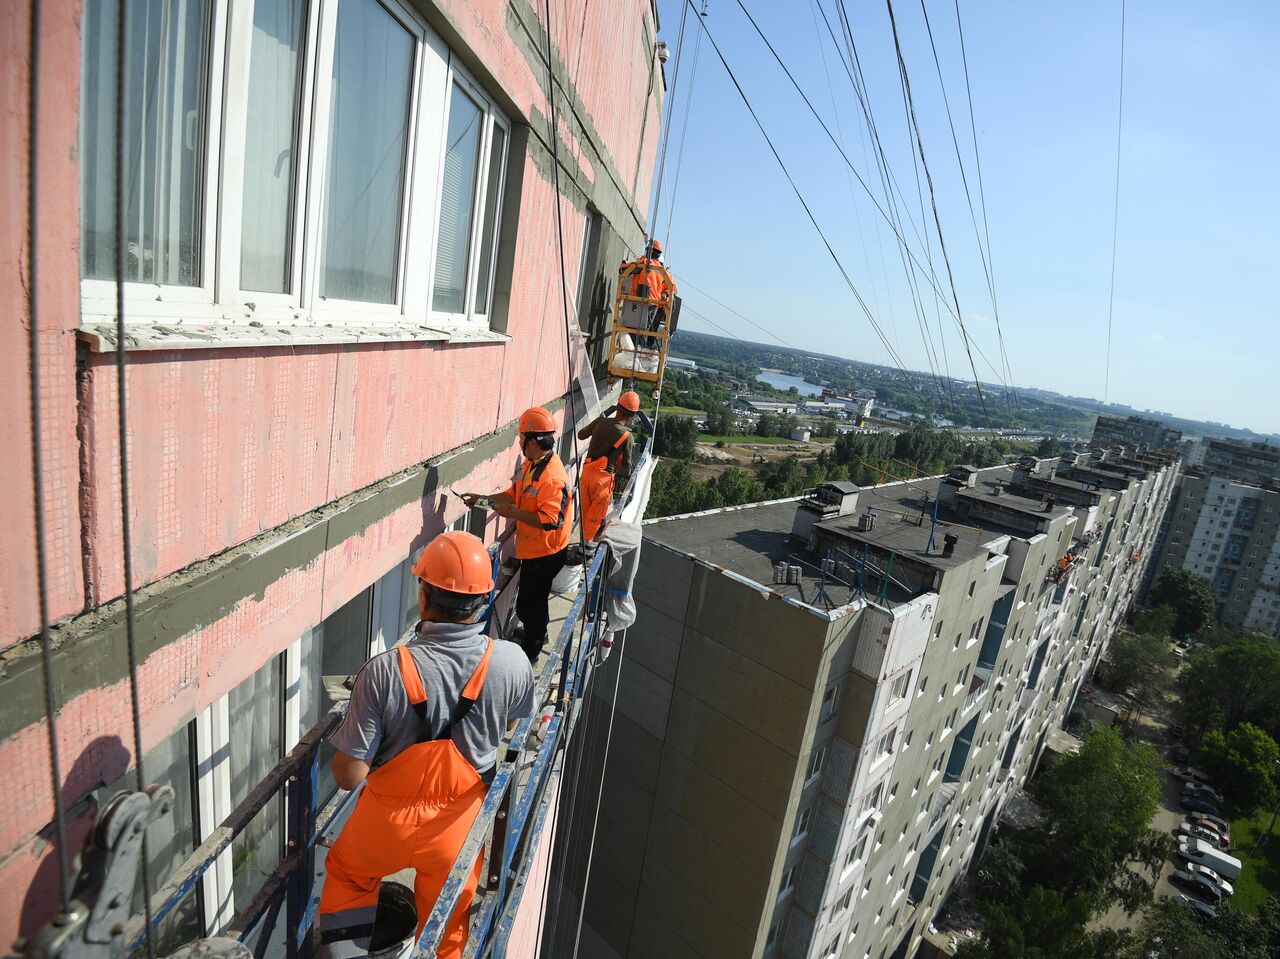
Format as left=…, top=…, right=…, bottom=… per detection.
left=396, top=645, right=429, bottom=705
left=611, top=430, right=630, bottom=450
left=460, top=641, right=495, bottom=700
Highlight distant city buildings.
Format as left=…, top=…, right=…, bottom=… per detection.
left=1145, top=435, right=1280, bottom=636
left=1091, top=414, right=1183, bottom=450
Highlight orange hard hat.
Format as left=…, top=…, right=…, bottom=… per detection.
left=646, top=239, right=663, bottom=254
left=412, top=530, right=494, bottom=596
left=618, top=391, right=641, bottom=412
left=518, top=406, right=557, bottom=434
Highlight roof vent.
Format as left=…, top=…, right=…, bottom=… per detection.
left=942, top=533, right=959, bottom=558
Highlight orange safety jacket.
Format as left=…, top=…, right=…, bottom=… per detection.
left=580, top=431, right=630, bottom=542
left=505, top=452, right=573, bottom=559
left=618, top=256, right=676, bottom=303
left=318, top=642, right=495, bottom=959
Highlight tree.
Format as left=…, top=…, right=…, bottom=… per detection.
left=1036, top=436, right=1062, bottom=457
left=1147, top=569, right=1217, bottom=638
left=653, top=417, right=698, bottom=460
left=1200, top=722, right=1280, bottom=816
left=755, top=413, right=779, bottom=438
left=954, top=888, right=1125, bottom=959
left=1104, top=632, right=1172, bottom=707
left=1130, top=604, right=1177, bottom=637
left=1180, top=640, right=1280, bottom=741
left=1026, top=725, right=1168, bottom=913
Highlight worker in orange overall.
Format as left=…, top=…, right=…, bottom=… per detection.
left=577, top=391, right=639, bottom=541
left=464, top=407, right=573, bottom=662
left=618, top=239, right=677, bottom=346
left=318, top=530, right=534, bottom=959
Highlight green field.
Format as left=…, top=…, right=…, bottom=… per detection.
left=697, top=434, right=797, bottom=446
left=1230, top=812, right=1280, bottom=914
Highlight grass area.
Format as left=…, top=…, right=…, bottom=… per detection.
left=1229, top=812, right=1280, bottom=914
left=649, top=405, right=704, bottom=416
left=697, top=434, right=796, bottom=445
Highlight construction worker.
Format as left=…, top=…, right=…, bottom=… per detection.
left=463, top=407, right=573, bottom=661
left=319, top=530, right=535, bottom=959
left=618, top=239, right=677, bottom=345
left=577, top=391, right=640, bottom=541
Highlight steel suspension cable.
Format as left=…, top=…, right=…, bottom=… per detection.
left=883, top=0, right=992, bottom=426
left=661, top=0, right=706, bottom=255
left=1104, top=0, right=1126, bottom=404
left=568, top=626, right=630, bottom=959
left=26, top=0, right=72, bottom=916
left=113, top=0, right=156, bottom=949
left=951, top=0, right=1016, bottom=405
left=685, top=1, right=921, bottom=390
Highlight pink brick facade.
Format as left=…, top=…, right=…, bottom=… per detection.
left=0, top=0, right=663, bottom=941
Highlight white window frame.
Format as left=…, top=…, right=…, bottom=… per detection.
left=872, top=728, right=896, bottom=764
left=79, top=0, right=510, bottom=335
left=887, top=669, right=911, bottom=707
left=427, top=63, right=511, bottom=329
left=806, top=744, right=826, bottom=784
left=792, top=805, right=812, bottom=843
left=777, top=865, right=796, bottom=899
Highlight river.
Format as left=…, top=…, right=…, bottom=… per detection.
left=756, top=371, right=824, bottom=397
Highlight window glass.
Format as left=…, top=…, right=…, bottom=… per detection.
left=240, top=0, right=307, bottom=292
left=432, top=83, right=484, bottom=313
left=80, top=0, right=211, bottom=284
left=99, top=724, right=200, bottom=952
left=229, top=657, right=283, bottom=908
left=321, top=0, right=414, bottom=303
left=473, top=123, right=506, bottom=313
left=301, top=587, right=372, bottom=800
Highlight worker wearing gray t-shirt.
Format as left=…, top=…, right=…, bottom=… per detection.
left=318, top=531, right=535, bottom=959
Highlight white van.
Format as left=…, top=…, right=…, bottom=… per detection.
left=1178, top=838, right=1242, bottom=881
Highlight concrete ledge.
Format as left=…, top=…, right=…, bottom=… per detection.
left=76, top=321, right=512, bottom=352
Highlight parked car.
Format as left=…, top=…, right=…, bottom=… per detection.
left=1170, top=720, right=1187, bottom=739
left=1193, top=812, right=1232, bottom=836
left=1174, top=822, right=1226, bottom=849
left=1170, top=869, right=1227, bottom=902
left=1170, top=745, right=1191, bottom=764
left=1185, top=863, right=1234, bottom=896
left=1173, top=765, right=1213, bottom=785
left=1182, top=783, right=1223, bottom=804
left=1172, top=894, right=1218, bottom=920
left=1188, top=816, right=1231, bottom=845
left=1182, top=793, right=1224, bottom=816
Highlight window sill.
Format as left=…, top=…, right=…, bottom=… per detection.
left=77, top=320, right=511, bottom=353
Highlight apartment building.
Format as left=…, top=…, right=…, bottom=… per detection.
left=555, top=450, right=1176, bottom=959
left=2, top=0, right=665, bottom=943
left=1148, top=473, right=1280, bottom=634
left=1091, top=414, right=1183, bottom=451
left=1187, top=437, right=1280, bottom=487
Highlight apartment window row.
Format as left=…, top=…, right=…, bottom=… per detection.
left=101, top=550, right=423, bottom=941
left=80, top=0, right=510, bottom=332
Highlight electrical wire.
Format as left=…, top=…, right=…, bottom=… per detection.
left=683, top=1, right=922, bottom=391
left=113, top=0, right=155, bottom=950
left=26, top=0, right=72, bottom=916
left=1104, top=0, right=1126, bottom=404
left=917, top=0, right=1016, bottom=405
left=882, top=0, right=992, bottom=426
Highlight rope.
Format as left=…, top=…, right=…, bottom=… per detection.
left=644, top=0, right=691, bottom=245
left=568, top=626, right=629, bottom=959
left=661, top=0, right=706, bottom=255
left=26, top=0, right=72, bottom=915
left=1104, top=0, right=1126, bottom=404
left=113, top=0, right=155, bottom=948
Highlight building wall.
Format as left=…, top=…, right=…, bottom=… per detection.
left=575, top=457, right=1176, bottom=959
left=0, top=0, right=664, bottom=941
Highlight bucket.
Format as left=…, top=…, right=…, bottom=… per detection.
left=368, top=881, right=419, bottom=959
left=552, top=562, right=584, bottom=595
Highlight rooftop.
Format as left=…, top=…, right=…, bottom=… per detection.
left=644, top=500, right=866, bottom=613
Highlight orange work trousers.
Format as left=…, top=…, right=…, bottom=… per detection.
left=580, top=455, right=617, bottom=542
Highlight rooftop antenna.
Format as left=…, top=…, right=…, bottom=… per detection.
left=878, top=552, right=895, bottom=605
left=925, top=495, right=940, bottom=554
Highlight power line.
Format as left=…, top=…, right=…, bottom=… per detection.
left=698, top=1, right=921, bottom=391
left=882, top=0, right=991, bottom=426
left=1104, top=0, right=1126, bottom=404
left=918, top=0, right=1016, bottom=404
left=952, top=0, right=1016, bottom=404
left=678, top=276, right=798, bottom=349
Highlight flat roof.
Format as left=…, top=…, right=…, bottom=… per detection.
left=644, top=500, right=865, bottom=612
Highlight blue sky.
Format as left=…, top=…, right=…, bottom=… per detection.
left=649, top=0, right=1280, bottom=434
